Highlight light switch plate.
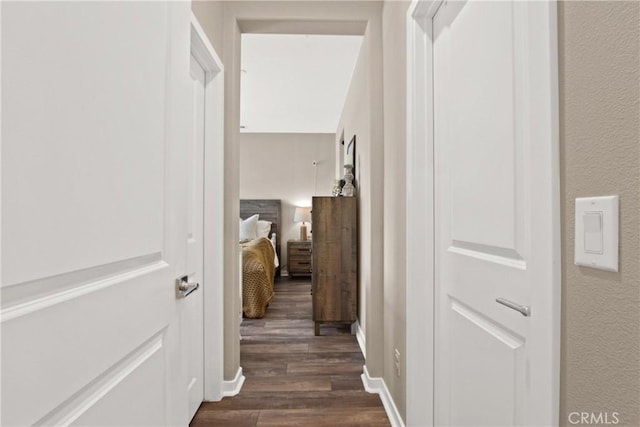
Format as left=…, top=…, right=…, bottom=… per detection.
left=574, top=195, right=619, bottom=271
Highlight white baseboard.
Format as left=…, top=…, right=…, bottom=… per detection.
left=361, top=366, right=405, bottom=427
left=222, top=367, right=245, bottom=397
left=355, top=319, right=366, bottom=358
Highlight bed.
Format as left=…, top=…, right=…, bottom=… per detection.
left=240, top=199, right=281, bottom=318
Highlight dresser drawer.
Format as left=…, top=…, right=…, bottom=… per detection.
left=289, top=245, right=312, bottom=257
left=288, top=240, right=312, bottom=277
left=289, top=258, right=312, bottom=273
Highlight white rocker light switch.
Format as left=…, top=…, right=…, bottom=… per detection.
left=575, top=196, right=619, bottom=272
left=583, top=212, right=603, bottom=254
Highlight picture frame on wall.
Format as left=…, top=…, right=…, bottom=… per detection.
left=345, top=134, right=356, bottom=174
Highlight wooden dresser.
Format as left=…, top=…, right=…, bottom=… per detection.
left=287, top=240, right=312, bottom=278
left=311, top=196, right=357, bottom=335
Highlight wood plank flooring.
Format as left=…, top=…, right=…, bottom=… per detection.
left=191, top=277, right=390, bottom=427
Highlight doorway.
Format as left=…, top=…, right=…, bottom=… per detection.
left=207, top=2, right=387, bottom=422
left=190, top=15, right=226, bottom=405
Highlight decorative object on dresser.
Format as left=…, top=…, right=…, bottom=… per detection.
left=331, top=179, right=345, bottom=196
left=340, top=134, right=356, bottom=196
left=311, top=196, right=357, bottom=336
left=287, top=240, right=312, bottom=279
left=293, top=206, right=312, bottom=241
left=341, top=164, right=356, bottom=197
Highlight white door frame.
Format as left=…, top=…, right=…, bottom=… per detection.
left=405, top=1, right=561, bottom=425
left=406, top=2, right=437, bottom=425
left=190, top=14, right=225, bottom=402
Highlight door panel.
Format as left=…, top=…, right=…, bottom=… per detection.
left=434, top=1, right=541, bottom=425
left=445, top=0, right=519, bottom=253
left=436, top=0, right=526, bottom=260
left=449, top=299, right=525, bottom=426
left=2, top=2, right=168, bottom=287
left=68, top=335, right=166, bottom=427
left=71, top=350, right=166, bottom=427
left=2, top=2, right=191, bottom=425
left=2, top=268, right=172, bottom=425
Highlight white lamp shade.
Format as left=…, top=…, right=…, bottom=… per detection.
left=293, top=206, right=312, bottom=223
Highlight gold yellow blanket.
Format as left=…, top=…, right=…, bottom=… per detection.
left=242, top=237, right=275, bottom=318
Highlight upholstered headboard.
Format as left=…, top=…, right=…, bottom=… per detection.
left=240, top=199, right=281, bottom=275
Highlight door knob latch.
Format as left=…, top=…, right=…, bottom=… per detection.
left=496, top=297, right=530, bottom=317
left=176, top=276, right=199, bottom=298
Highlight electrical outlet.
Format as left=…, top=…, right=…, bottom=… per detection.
left=394, top=348, right=401, bottom=378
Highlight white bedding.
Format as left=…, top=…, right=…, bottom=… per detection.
left=239, top=214, right=279, bottom=268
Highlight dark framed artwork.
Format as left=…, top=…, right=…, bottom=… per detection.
left=345, top=135, right=356, bottom=174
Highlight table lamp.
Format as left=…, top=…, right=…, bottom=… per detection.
left=293, top=206, right=312, bottom=241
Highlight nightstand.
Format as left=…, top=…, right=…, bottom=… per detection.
left=287, top=240, right=312, bottom=278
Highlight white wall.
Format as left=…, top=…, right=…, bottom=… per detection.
left=335, top=36, right=369, bottom=339
left=239, top=132, right=335, bottom=271
left=381, top=1, right=410, bottom=418
left=335, top=4, right=385, bottom=381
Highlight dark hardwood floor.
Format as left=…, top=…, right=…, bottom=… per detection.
left=191, top=276, right=390, bottom=427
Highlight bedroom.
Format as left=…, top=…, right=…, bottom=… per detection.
left=237, top=33, right=363, bottom=320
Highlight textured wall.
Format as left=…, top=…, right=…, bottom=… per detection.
left=558, top=2, right=640, bottom=425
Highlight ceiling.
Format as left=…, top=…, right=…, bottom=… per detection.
left=240, top=33, right=364, bottom=134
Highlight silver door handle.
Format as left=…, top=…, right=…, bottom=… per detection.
left=496, top=297, right=530, bottom=317
left=176, top=276, right=199, bottom=298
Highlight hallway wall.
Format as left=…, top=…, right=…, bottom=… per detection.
left=558, top=2, right=640, bottom=425
left=332, top=2, right=386, bottom=383
left=336, top=2, right=410, bottom=420
left=336, top=31, right=371, bottom=346
left=381, top=0, right=410, bottom=419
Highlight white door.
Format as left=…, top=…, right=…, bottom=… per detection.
left=183, top=54, right=206, bottom=420
left=1, top=2, right=193, bottom=425
left=433, top=1, right=558, bottom=426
